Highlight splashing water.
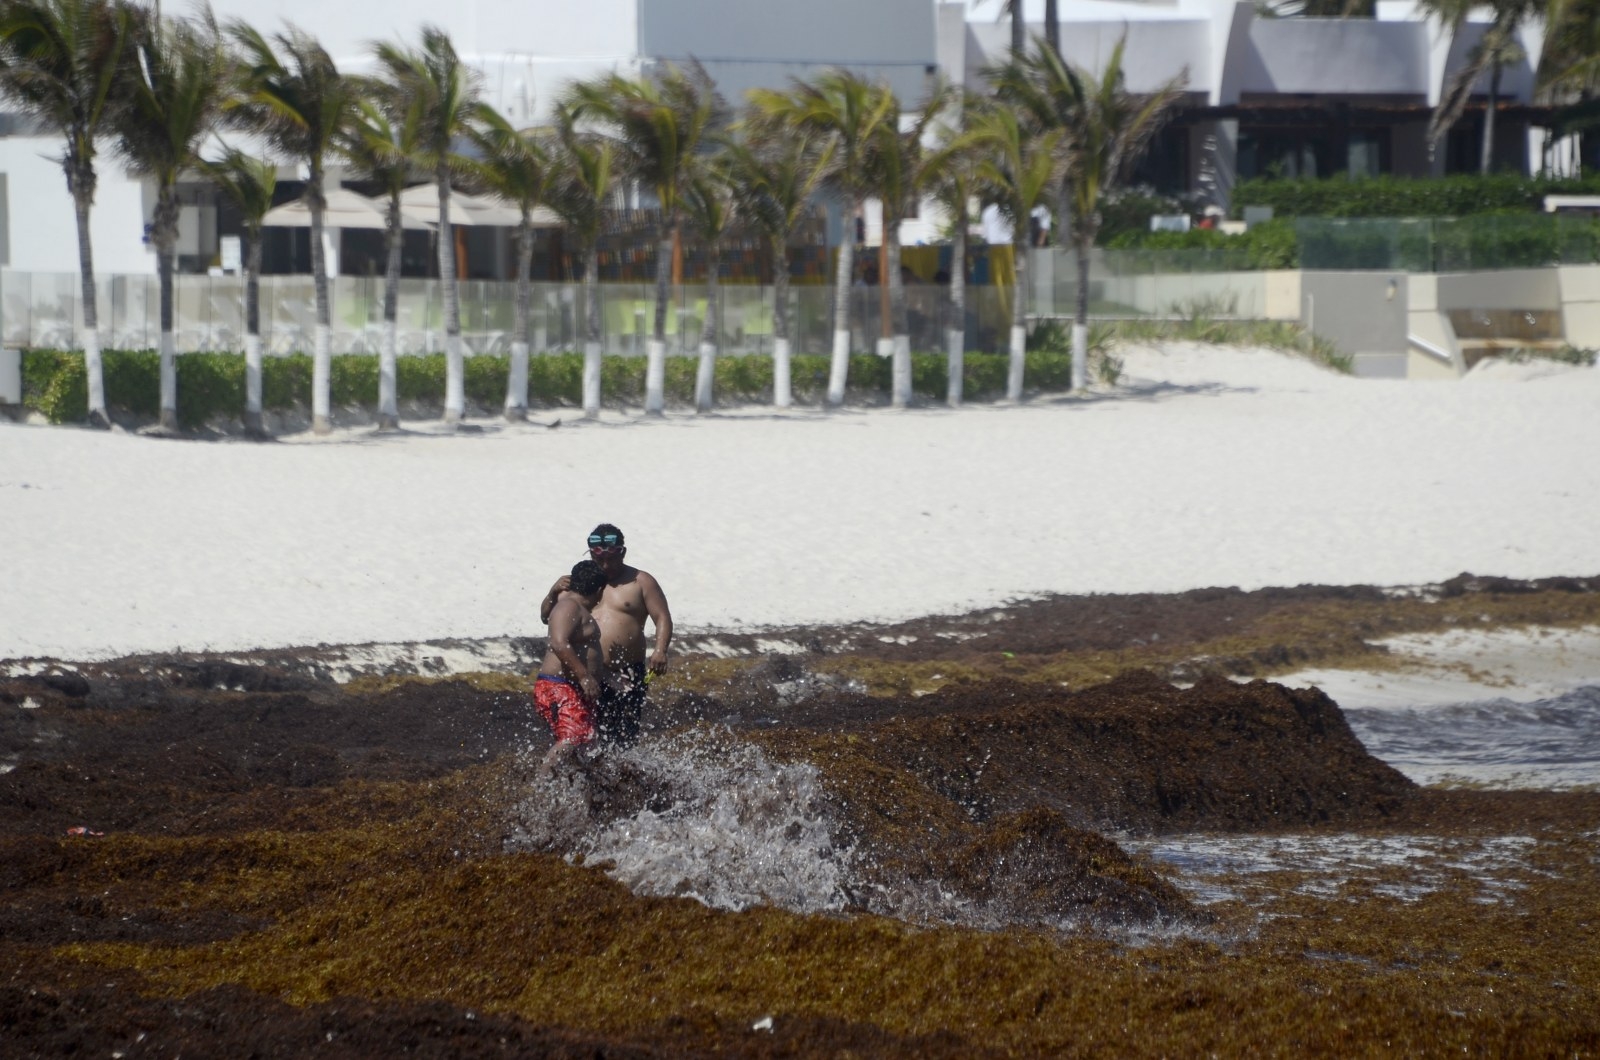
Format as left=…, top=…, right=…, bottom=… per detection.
left=504, top=727, right=852, bottom=915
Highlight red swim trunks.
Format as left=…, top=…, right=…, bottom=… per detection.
left=534, top=675, right=596, bottom=745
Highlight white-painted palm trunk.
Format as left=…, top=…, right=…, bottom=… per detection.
left=695, top=342, right=716, bottom=413
left=827, top=229, right=855, bottom=407
left=378, top=323, right=398, bottom=430
left=1007, top=325, right=1026, bottom=402
left=773, top=337, right=792, bottom=408
left=645, top=340, right=666, bottom=414
left=946, top=329, right=964, bottom=407
left=245, top=333, right=264, bottom=434
left=582, top=341, right=602, bottom=418
left=891, top=334, right=912, bottom=409
left=159, top=332, right=177, bottom=431
left=828, top=330, right=849, bottom=406
left=313, top=324, right=332, bottom=432
left=505, top=341, right=529, bottom=420
left=1071, top=322, right=1089, bottom=390
left=444, top=333, right=465, bottom=423
left=84, top=330, right=105, bottom=421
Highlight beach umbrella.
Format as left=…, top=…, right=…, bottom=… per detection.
left=263, top=187, right=432, bottom=229
left=399, top=183, right=561, bottom=227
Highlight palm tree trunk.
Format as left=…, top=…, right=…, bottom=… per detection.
left=438, top=171, right=464, bottom=424
left=244, top=230, right=264, bottom=436
left=155, top=185, right=180, bottom=432
left=158, top=247, right=177, bottom=432
left=308, top=168, right=333, bottom=435
left=772, top=234, right=792, bottom=408
left=379, top=196, right=402, bottom=430
left=582, top=241, right=601, bottom=419
left=887, top=227, right=910, bottom=408
left=1045, top=0, right=1060, bottom=56
left=696, top=236, right=719, bottom=413
left=1008, top=239, right=1027, bottom=402
left=947, top=221, right=966, bottom=407
left=1072, top=234, right=1091, bottom=390
left=1481, top=60, right=1502, bottom=175
left=828, top=199, right=858, bottom=406
left=73, top=191, right=108, bottom=428
left=506, top=213, right=532, bottom=421
left=1011, top=0, right=1026, bottom=55
left=646, top=221, right=671, bottom=415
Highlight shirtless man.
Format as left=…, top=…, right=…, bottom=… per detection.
left=540, top=523, right=673, bottom=745
left=533, top=559, right=608, bottom=773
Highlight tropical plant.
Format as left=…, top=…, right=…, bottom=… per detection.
left=681, top=159, right=735, bottom=412
left=991, top=37, right=1185, bottom=389
left=863, top=78, right=953, bottom=407
left=749, top=69, right=896, bottom=405
left=467, top=103, right=547, bottom=421
left=116, top=5, right=229, bottom=432
left=372, top=25, right=482, bottom=426
left=1422, top=0, right=1544, bottom=171
left=339, top=90, right=421, bottom=430
left=720, top=118, right=831, bottom=408
left=229, top=19, right=362, bottom=433
left=198, top=146, right=275, bottom=435
left=0, top=0, right=136, bottom=426
left=963, top=97, right=1061, bottom=400
left=923, top=93, right=988, bottom=406
left=566, top=62, right=722, bottom=415
left=541, top=100, right=614, bottom=419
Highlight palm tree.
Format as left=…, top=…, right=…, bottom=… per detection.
left=681, top=160, right=734, bottom=413
left=865, top=80, right=953, bottom=408
left=0, top=0, right=135, bottom=427
left=923, top=97, right=987, bottom=406
left=372, top=26, right=481, bottom=426
left=567, top=62, right=721, bottom=415
left=229, top=20, right=361, bottom=434
left=116, top=5, right=229, bottom=433
left=720, top=121, right=830, bottom=408
left=750, top=70, right=896, bottom=406
left=992, top=39, right=1185, bottom=390
left=467, top=104, right=547, bottom=422
left=965, top=100, right=1061, bottom=402
left=1536, top=0, right=1600, bottom=169
left=339, top=92, right=420, bottom=431
left=199, top=146, right=275, bottom=436
left=1422, top=0, right=1543, bottom=170
left=542, top=100, right=614, bottom=419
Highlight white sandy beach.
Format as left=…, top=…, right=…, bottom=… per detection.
left=2, top=343, right=1599, bottom=675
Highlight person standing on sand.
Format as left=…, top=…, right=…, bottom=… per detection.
left=533, top=560, right=608, bottom=773
left=540, top=523, right=673, bottom=745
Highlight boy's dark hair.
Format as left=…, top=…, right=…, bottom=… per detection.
left=569, top=559, right=608, bottom=597
left=588, top=523, right=624, bottom=547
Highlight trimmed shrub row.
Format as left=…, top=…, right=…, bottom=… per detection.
left=19, top=348, right=1076, bottom=427
left=1230, top=172, right=1600, bottom=220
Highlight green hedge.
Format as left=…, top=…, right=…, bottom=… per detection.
left=1104, top=218, right=1300, bottom=268
left=1230, top=172, right=1600, bottom=220
left=19, top=348, right=1066, bottom=426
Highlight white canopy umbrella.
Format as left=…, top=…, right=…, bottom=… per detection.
left=263, top=187, right=433, bottom=230
left=398, top=183, right=561, bottom=228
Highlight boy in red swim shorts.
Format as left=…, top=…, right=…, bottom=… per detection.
left=533, top=559, right=608, bottom=775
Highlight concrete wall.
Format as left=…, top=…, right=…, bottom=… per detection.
left=0, top=138, right=152, bottom=275
left=1240, top=20, right=1427, bottom=97
left=1557, top=265, right=1600, bottom=349
left=0, top=345, right=18, bottom=403
left=1301, top=271, right=1409, bottom=377
left=643, top=0, right=937, bottom=103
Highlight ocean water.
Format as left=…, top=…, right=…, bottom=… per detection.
left=503, top=686, right=1599, bottom=928
left=1343, top=684, right=1600, bottom=791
